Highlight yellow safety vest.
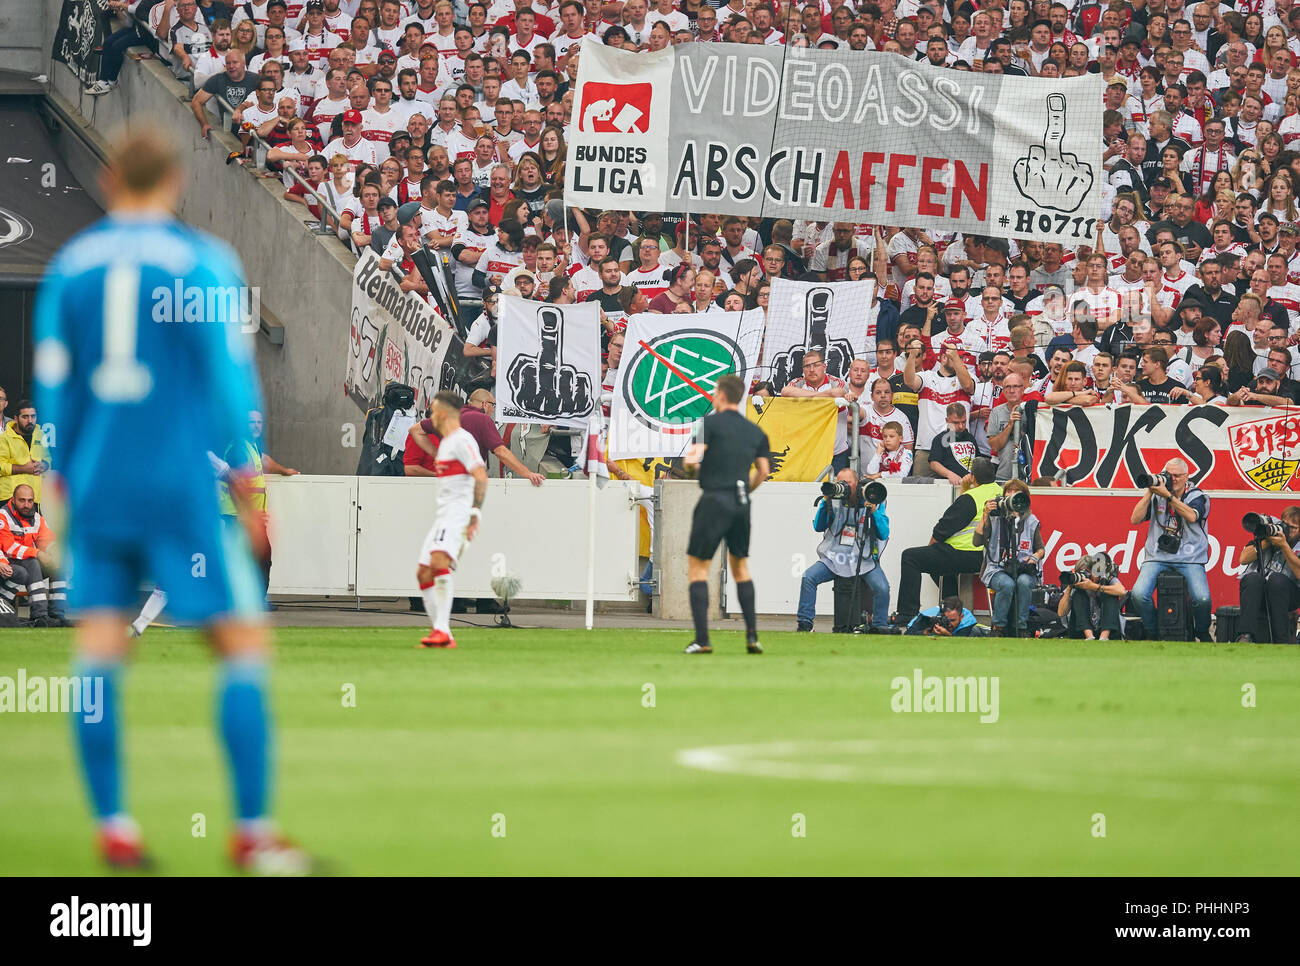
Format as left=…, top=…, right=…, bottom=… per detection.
left=946, top=481, right=1003, bottom=553
left=218, top=440, right=267, bottom=516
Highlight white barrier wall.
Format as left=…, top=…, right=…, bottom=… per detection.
left=266, top=476, right=643, bottom=600
left=655, top=480, right=957, bottom=618
left=719, top=482, right=956, bottom=618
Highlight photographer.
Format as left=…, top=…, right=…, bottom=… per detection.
left=1057, top=553, right=1128, bottom=640
left=973, top=480, right=1044, bottom=637
left=905, top=595, right=981, bottom=637
left=796, top=469, right=891, bottom=634
left=1129, top=458, right=1212, bottom=641
left=1237, top=508, right=1300, bottom=643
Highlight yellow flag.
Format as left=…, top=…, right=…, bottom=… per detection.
left=746, top=397, right=838, bottom=482
left=612, top=457, right=687, bottom=556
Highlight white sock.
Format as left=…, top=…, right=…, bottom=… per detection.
left=133, top=588, right=168, bottom=635
left=433, top=572, right=453, bottom=633
left=420, top=579, right=441, bottom=631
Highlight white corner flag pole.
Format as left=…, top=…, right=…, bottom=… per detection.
left=585, top=457, right=597, bottom=631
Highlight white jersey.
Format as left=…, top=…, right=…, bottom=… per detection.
left=434, top=427, right=485, bottom=516
left=322, top=135, right=379, bottom=169
left=917, top=369, right=971, bottom=450
left=860, top=404, right=914, bottom=448
left=360, top=106, right=404, bottom=145
left=1067, top=285, right=1123, bottom=330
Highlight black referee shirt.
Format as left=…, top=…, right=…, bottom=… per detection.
left=697, top=408, right=770, bottom=493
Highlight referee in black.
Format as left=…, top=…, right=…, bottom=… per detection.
left=683, top=374, right=772, bottom=654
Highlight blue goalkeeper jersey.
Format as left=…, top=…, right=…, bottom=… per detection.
left=34, top=212, right=264, bottom=537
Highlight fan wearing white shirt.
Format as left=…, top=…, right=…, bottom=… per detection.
left=419, top=177, right=469, bottom=249
left=360, top=77, right=404, bottom=145
left=500, top=51, right=539, bottom=104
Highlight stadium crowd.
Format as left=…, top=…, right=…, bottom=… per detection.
left=85, top=0, right=1300, bottom=461
left=56, top=0, right=1300, bottom=640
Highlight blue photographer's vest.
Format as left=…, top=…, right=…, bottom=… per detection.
left=1143, top=487, right=1209, bottom=565
left=815, top=499, right=887, bottom=578
left=980, top=512, right=1041, bottom=585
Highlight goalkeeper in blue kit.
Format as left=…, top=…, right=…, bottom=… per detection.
left=34, top=129, right=311, bottom=873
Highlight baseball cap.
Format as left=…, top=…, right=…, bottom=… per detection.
left=1282, top=223, right=1300, bottom=236
left=467, top=197, right=490, bottom=212
left=288, top=39, right=306, bottom=52
left=305, top=0, right=323, bottom=8
left=1253, top=371, right=1281, bottom=388
left=944, top=297, right=965, bottom=312
left=342, top=109, right=363, bottom=125
left=396, top=200, right=422, bottom=225
left=1151, top=176, right=1172, bottom=189
left=378, top=197, right=398, bottom=210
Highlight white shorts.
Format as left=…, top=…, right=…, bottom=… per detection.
left=418, top=505, right=471, bottom=567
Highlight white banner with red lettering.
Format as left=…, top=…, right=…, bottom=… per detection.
left=1027, top=490, right=1298, bottom=604
left=1025, top=402, right=1300, bottom=492
left=566, top=42, right=1105, bottom=244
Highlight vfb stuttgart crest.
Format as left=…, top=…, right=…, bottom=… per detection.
left=622, top=328, right=747, bottom=437
left=1228, top=412, right=1300, bottom=491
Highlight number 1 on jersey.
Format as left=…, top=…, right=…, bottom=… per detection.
left=91, top=262, right=154, bottom=403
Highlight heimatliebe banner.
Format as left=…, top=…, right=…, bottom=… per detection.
left=565, top=42, right=1105, bottom=245
left=345, top=248, right=464, bottom=414
left=1026, top=402, right=1300, bottom=492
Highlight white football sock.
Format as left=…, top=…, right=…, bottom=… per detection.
left=433, top=572, right=454, bottom=634
left=133, top=588, right=168, bottom=635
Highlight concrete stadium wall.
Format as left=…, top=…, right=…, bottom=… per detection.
left=42, top=1, right=362, bottom=474
left=1, top=0, right=45, bottom=75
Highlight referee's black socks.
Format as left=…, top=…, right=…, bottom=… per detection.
left=689, top=581, right=710, bottom=644
left=736, top=580, right=758, bottom=641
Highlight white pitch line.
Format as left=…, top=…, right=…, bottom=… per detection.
left=674, top=739, right=1299, bottom=805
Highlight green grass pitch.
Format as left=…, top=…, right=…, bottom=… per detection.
left=2, top=626, right=1298, bottom=875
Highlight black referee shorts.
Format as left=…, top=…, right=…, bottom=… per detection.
left=687, top=490, right=752, bottom=561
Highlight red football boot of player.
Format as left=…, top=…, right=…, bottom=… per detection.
left=97, top=818, right=154, bottom=870
left=229, top=829, right=315, bottom=875
left=419, top=630, right=457, bottom=648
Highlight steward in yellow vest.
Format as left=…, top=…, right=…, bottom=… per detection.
left=895, top=457, right=1003, bottom=624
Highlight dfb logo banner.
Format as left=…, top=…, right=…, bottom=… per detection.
left=609, top=310, right=765, bottom=459
left=495, top=297, right=600, bottom=429
left=762, top=277, right=876, bottom=393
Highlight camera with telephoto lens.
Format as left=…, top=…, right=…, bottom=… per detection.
left=988, top=490, right=1031, bottom=517
left=1243, top=512, right=1286, bottom=539
left=1060, top=552, right=1117, bottom=588
left=821, top=480, right=851, bottom=501
left=819, top=480, right=888, bottom=505
left=1135, top=471, right=1174, bottom=490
